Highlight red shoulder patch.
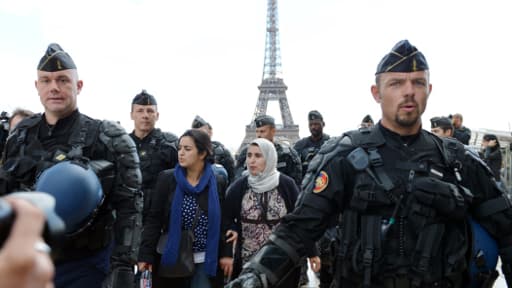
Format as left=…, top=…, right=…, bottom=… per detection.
left=313, top=171, right=329, bottom=193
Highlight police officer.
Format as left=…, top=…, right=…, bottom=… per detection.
left=451, top=113, right=471, bottom=145
left=361, top=114, right=375, bottom=128
left=192, top=115, right=235, bottom=184
left=9, top=108, right=35, bottom=132
left=294, top=110, right=330, bottom=179
left=235, top=115, right=302, bottom=186
left=430, top=116, right=454, bottom=138
left=130, top=90, right=178, bottom=219
left=0, top=43, right=143, bottom=288
left=226, top=40, right=512, bottom=288
left=293, top=110, right=331, bottom=287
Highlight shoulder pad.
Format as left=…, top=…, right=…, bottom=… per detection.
left=100, top=120, right=126, bottom=138
left=213, top=141, right=228, bottom=155
left=161, top=131, right=178, bottom=144
left=318, top=135, right=350, bottom=155
left=465, top=146, right=493, bottom=174
left=13, top=114, right=41, bottom=131
left=302, top=136, right=354, bottom=191
left=440, top=137, right=493, bottom=176
left=5, top=114, right=42, bottom=144
left=464, top=145, right=481, bottom=159
left=293, top=138, right=306, bottom=150
left=278, top=143, right=291, bottom=154
left=343, top=126, right=385, bottom=148
left=212, top=140, right=225, bottom=150
left=439, top=137, right=466, bottom=163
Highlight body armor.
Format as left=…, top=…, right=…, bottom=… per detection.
left=229, top=125, right=512, bottom=288
left=130, top=128, right=178, bottom=217
left=294, top=134, right=330, bottom=179
left=212, top=140, right=235, bottom=184
left=0, top=111, right=142, bottom=268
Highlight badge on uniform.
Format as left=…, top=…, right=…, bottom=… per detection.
left=53, top=150, right=67, bottom=162
left=313, top=171, right=328, bottom=193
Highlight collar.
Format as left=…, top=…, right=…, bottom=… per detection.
left=378, top=122, right=422, bottom=146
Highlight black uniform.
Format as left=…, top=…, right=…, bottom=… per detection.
left=235, top=141, right=302, bottom=186
left=0, top=110, right=143, bottom=287
left=294, top=132, right=332, bottom=287
left=453, top=126, right=471, bottom=145
left=0, top=112, right=8, bottom=159
left=130, top=128, right=178, bottom=217
left=294, top=133, right=330, bottom=179
left=212, top=140, right=235, bottom=184
left=228, top=124, right=512, bottom=288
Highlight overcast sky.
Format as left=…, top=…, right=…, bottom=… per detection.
left=1, top=0, right=512, bottom=152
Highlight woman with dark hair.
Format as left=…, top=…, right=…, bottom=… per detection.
left=137, top=129, right=231, bottom=287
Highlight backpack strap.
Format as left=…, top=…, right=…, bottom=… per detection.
left=67, top=114, right=100, bottom=160
left=345, top=127, right=394, bottom=191
left=11, top=114, right=42, bottom=157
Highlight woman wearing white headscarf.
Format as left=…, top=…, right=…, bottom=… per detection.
left=220, top=138, right=304, bottom=286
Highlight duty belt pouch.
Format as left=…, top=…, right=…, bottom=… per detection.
left=157, top=207, right=200, bottom=278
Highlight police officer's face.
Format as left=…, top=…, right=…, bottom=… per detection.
left=309, top=119, right=324, bottom=137
left=371, top=71, right=431, bottom=135
left=255, top=125, right=275, bottom=142
left=431, top=127, right=452, bottom=138
left=246, top=144, right=266, bottom=176
left=452, top=116, right=462, bottom=128
left=178, top=136, right=206, bottom=169
left=36, top=69, right=82, bottom=119
left=131, top=104, right=159, bottom=133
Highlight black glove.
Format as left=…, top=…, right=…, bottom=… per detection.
left=102, top=265, right=134, bottom=288
left=225, top=271, right=264, bottom=288
left=412, top=177, right=467, bottom=218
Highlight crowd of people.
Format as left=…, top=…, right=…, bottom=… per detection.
left=0, top=40, right=511, bottom=288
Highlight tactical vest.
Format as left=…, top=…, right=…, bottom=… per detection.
left=6, top=113, right=116, bottom=256
left=295, top=135, right=330, bottom=178
left=212, top=141, right=227, bottom=165
left=337, top=127, right=471, bottom=288
left=212, top=140, right=234, bottom=183
left=6, top=113, right=103, bottom=186
left=275, top=142, right=302, bottom=186
left=133, top=129, right=177, bottom=191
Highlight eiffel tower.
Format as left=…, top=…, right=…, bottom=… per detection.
left=238, top=0, right=299, bottom=153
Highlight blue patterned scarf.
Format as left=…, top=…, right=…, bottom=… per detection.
left=161, top=163, right=220, bottom=277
